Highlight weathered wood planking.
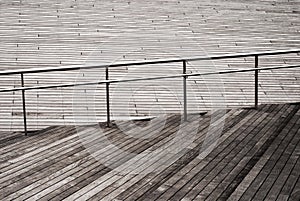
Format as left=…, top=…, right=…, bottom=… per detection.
left=0, top=103, right=299, bottom=200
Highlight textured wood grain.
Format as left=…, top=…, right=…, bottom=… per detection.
left=0, top=103, right=299, bottom=200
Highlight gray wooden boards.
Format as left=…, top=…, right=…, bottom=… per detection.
left=0, top=103, right=299, bottom=200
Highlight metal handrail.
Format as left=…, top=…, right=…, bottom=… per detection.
left=0, top=64, right=299, bottom=93
left=0, top=49, right=299, bottom=76
left=1, top=49, right=299, bottom=135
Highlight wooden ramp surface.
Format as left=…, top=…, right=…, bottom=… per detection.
left=0, top=103, right=300, bottom=201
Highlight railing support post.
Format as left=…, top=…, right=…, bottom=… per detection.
left=21, top=73, right=27, bottom=136
left=255, top=55, right=259, bottom=108
left=183, top=60, right=187, bottom=121
left=106, top=67, right=110, bottom=127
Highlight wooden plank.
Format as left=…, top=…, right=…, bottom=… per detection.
left=4, top=119, right=153, bottom=200
left=0, top=126, right=75, bottom=163
left=202, top=104, right=299, bottom=200
left=275, top=147, right=300, bottom=200
left=120, top=107, right=268, bottom=199
left=126, top=109, right=246, bottom=200
left=265, top=124, right=300, bottom=200
left=47, top=119, right=180, bottom=199
left=0, top=103, right=299, bottom=200
left=100, top=116, right=206, bottom=201
left=152, top=107, right=256, bottom=200
left=238, top=105, right=300, bottom=200
left=19, top=115, right=182, bottom=200
left=289, top=172, right=300, bottom=201
left=154, top=105, right=274, bottom=201
left=137, top=109, right=248, bottom=200
left=91, top=113, right=214, bottom=201
left=60, top=114, right=200, bottom=200
left=4, top=122, right=127, bottom=199
left=0, top=131, right=27, bottom=148
left=228, top=108, right=299, bottom=200
left=0, top=126, right=79, bottom=176
left=177, top=104, right=286, bottom=200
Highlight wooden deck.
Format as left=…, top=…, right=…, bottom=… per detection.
left=0, top=103, right=299, bottom=200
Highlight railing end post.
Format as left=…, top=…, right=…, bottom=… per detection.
left=21, top=73, right=28, bottom=136
left=183, top=60, right=188, bottom=121
left=105, top=67, right=110, bottom=127
left=254, top=55, right=259, bottom=109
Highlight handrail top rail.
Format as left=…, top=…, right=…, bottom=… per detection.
left=0, top=49, right=299, bottom=76
left=1, top=64, right=299, bottom=93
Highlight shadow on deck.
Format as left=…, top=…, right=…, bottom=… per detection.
left=0, top=103, right=300, bottom=201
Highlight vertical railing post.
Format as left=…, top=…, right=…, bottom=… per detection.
left=183, top=60, right=187, bottom=121
left=255, top=55, right=259, bottom=108
left=20, top=73, right=27, bottom=135
left=105, top=67, right=110, bottom=127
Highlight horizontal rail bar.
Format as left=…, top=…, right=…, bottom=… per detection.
left=1, top=64, right=299, bottom=93
left=187, top=49, right=300, bottom=62
left=0, top=49, right=299, bottom=76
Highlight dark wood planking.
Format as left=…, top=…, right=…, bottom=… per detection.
left=140, top=109, right=249, bottom=200
left=0, top=125, right=76, bottom=163
left=170, top=104, right=282, bottom=200
left=44, top=115, right=184, bottom=200
left=255, top=110, right=300, bottom=201
left=238, top=104, right=300, bottom=200
left=204, top=104, right=298, bottom=200
left=199, top=104, right=295, bottom=200
left=16, top=115, right=183, bottom=200
left=276, top=158, right=300, bottom=201
left=288, top=161, right=300, bottom=201
left=187, top=106, right=280, bottom=200
left=0, top=104, right=299, bottom=200
left=6, top=119, right=155, bottom=199
left=130, top=108, right=250, bottom=200
left=64, top=114, right=202, bottom=200
left=155, top=105, right=275, bottom=200
left=94, top=114, right=214, bottom=200
left=228, top=107, right=299, bottom=200
left=153, top=106, right=261, bottom=200
left=265, top=123, right=300, bottom=201
left=0, top=131, right=27, bottom=148
left=0, top=126, right=80, bottom=177
left=96, top=115, right=211, bottom=201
